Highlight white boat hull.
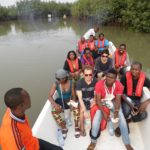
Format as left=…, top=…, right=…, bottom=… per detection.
left=32, top=88, right=150, bottom=150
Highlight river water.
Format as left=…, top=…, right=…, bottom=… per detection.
left=0, top=18, right=150, bottom=126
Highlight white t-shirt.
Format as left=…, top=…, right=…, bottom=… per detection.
left=83, top=28, right=95, bottom=40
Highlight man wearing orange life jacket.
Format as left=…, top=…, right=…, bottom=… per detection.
left=87, top=69, right=133, bottom=150
left=113, top=44, right=130, bottom=73
left=120, top=61, right=150, bottom=122
left=80, top=48, right=94, bottom=68
left=95, top=33, right=109, bottom=54
left=87, top=35, right=98, bottom=59
left=76, top=37, right=87, bottom=56
left=63, top=50, right=82, bottom=81
left=0, top=88, right=63, bottom=150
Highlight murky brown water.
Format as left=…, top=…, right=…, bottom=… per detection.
left=0, top=18, right=150, bottom=127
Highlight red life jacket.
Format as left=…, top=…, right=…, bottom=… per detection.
left=82, top=54, right=94, bottom=66
left=78, top=41, right=87, bottom=53
left=67, top=58, right=79, bottom=73
left=115, top=49, right=127, bottom=68
left=126, top=71, right=146, bottom=97
left=87, top=40, right=95, bottom=51
left=98, top=38, right=105, bottom=48
left=90, top=105, right=110, bottom=131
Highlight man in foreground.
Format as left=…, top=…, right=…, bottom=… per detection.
left=0, top=87, right=63, bottom=150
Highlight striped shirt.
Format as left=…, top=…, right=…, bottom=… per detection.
left=0, top=109, right=39, bottom=150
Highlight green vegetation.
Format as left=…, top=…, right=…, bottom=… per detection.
left=0, top=0, right=149, bottom=32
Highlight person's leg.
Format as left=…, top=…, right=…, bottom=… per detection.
left=39, top=139, right=63, bottom=150
left=72, top=106, right=80, bottom=138
left=122, top=101, right=132, bottom=119
left=107, top=119, right=114, bottom=136
left=51, top=107, right=68, bottom=139
left=80, top=107, right=86, bottom=136
left=87, top=110, right=102, bottom=150
left=118, top=108, right=134, bottom=150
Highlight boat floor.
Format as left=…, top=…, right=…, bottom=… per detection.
left=32, top=101, right=144, bottom=150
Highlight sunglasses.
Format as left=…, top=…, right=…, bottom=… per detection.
left=56, top=78, right=66, bottom=81
left=101, top=55, right=108, bottom=58
left=84, top=74, right=92, bottom=77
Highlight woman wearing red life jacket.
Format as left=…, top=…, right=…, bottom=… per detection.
left=63, top=50, right=82, bottom=81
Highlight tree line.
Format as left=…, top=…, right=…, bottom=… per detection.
left=0, top=0, right=149, bottom=33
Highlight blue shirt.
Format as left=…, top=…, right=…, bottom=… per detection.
left=95, top=39, right=109, bottom=52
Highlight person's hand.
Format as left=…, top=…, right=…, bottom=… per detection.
left=139, top=101, right=149, bottom=113
left=90, top=101, right=96, bottom=108
left=131, top=105, right=139, bottom=115
left=54, top=104, right=62, bottom=113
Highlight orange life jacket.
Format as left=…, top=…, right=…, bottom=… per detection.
left=90, top=105, right=110, bottom=131
left=82, top=54, right=94, bottom=66
left=87, top=40, right=95, bottom=51
left=67, top=58, right=79, bottom=73
left=126, top=71, right=146, bottom=97
left=78, top=40, right=87, bottom=53
left=115, top=49, right=127, bottom=68
left=98, top=38, right=105, bottom=48
left=0, top=109, right=39, bottom=150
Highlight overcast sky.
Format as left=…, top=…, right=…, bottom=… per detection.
left=0, top=0, right=77, bottom=7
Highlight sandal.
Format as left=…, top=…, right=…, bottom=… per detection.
left=87, top=142, right=96, bottom=150
left=80, top=130, right=86, bottom=137
left=75, top=126, right=80, bottom=138
left=62, top=128, right=68, bottom=139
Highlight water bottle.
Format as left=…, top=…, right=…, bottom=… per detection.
left=84, top=111, right=91, bottom=128
left=64, top=109, right=72, bottom=127
left=56, top=129, right=65, bottom=147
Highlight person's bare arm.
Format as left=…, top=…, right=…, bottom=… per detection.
left=96, top=93, right=108, bottom=120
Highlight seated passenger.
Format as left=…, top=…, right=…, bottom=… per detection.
left=76, top=36, right=87, bottom=56
left=80, top=48, right=94, bottom=68
left=95, top=33, right=109, bottom=54
left=0, top=88, right=63, bottom=150
left=87, top=69, right=133, bottom=150
left=120, top=61, right=150, bottom=122
left=48, top=69, right=80, bottom=139
left=94, top=50, right=113, bottom=80
left=63, top=50, right=82, bottom=81
left=76, top=66, right=97, bottom=136
left=113, top=44, right=130, bottom=74
left=87, top=35, right=98, bottom=59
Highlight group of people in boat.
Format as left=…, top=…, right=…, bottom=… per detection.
left=48, top=27, right=150, bottom=150
left=0, top=27, right=150, bottom=150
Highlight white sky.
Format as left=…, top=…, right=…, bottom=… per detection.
left=0, top=0, right=77, bottom=7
